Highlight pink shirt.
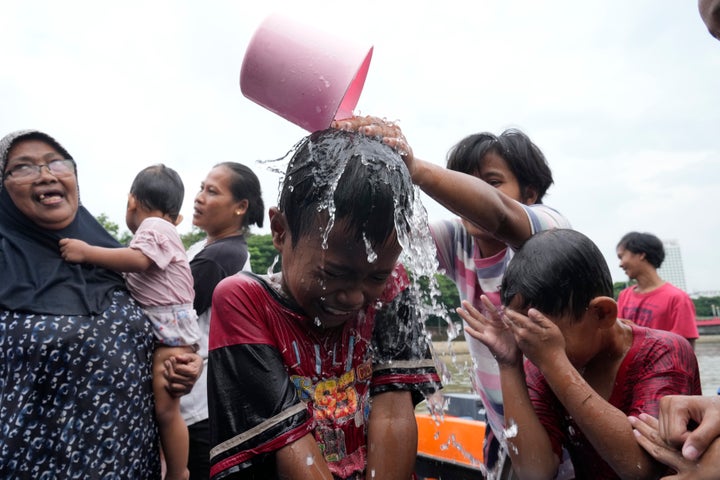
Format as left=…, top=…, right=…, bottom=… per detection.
left=125, top=217, right=194, bottom=308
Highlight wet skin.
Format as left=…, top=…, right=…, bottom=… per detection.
left=271, top=208, right=402, bottom=329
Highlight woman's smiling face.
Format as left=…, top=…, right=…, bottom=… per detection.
left=3, top=139, right=79, bottom=230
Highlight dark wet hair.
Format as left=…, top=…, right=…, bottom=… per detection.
left=617, top=231, right=665, bottom=268
left=130, top=164, right=184, bottom=223
left=214, top=162, right=265, bottom=229
left=501, top=229, right=613, bottom=320
left=278, top=129, right=414, bottom=248
left=446, top=128, right=553, bottom=203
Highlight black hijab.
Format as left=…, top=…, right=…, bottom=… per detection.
left=0, top=130, right=125, bottom=315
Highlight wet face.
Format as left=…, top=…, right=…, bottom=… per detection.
left=3, top=139, right=79, bottom=230
left=193, top=165, right=246, bottom=241
left=273, top=211, right=402, bottom=329
left=461, top=151, right=525, bottom=240
left=616, top=246, right=645, bottom=280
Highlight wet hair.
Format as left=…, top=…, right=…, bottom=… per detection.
left=446, top=128, right=553, bottom=203
left=617, top=231, right=665, bottom=268
left=214, top=162, right=265, bottom=229
left=130, top=164, right=184, bottom=223
left=278, top=128, right=414, bottom=249
left=501, top=229, right=613, bottom=320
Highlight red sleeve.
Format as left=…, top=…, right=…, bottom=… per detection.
left=669, top=292, right=699, bottom=340
left=209, top=273, right=275, bottom=349
left=615, top=324, right=702, bottom=416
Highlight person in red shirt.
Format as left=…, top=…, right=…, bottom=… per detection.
left=458, top=229, right=700, bottom=479
left=616, top=231, right=698, bottom=348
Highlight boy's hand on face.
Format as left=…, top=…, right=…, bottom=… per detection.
left=457, top=296, right=520, bottom=366
left=504, top=308, right=566, bottom=371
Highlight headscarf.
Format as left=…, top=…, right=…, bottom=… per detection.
left=0, top=130, right=125, bottom=315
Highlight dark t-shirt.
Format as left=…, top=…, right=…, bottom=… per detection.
left=190, top=235, right=249, bottom=315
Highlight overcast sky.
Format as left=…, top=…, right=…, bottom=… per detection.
left=2, top=0, right=718, bottom=292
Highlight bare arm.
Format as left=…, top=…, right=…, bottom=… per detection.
left=333, top=116, right=534, bottom=249
left=60, top=238, right=153, bottom=272
left=366, top=390, right=417, bottom=480
left=275, top=433, right=333, bottom=480
left=411, top=158, right=533, bottom=249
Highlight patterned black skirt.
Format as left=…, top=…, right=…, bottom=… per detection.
left=0, top=289, right=160, bottom=479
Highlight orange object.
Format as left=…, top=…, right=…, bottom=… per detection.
left=416, top=413, right=485, bottom=468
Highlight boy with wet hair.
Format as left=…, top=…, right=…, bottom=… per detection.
left=334, top=117, right=571, bottom=478
left=207, top=128, right=440, bottom=480
left=458, top=229, right=701, bottom=480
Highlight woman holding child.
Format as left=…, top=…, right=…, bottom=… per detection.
left=0, top=129, right=196, bottom=477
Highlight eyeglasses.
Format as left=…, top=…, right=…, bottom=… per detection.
left=3, top=159, right=76, bottom=183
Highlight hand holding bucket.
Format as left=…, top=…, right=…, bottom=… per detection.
left=240, top=14, right=373, bottom=132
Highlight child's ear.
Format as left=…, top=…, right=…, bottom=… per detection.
left=173, top=214, right=184, bottom=227
left=127, top=193, right=137, bottom=211
left=269, top=207, right=287, bottom=251
left=588, top=296, right=618, bottom=329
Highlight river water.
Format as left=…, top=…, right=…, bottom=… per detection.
left=434, top=336, right=720, bottom=396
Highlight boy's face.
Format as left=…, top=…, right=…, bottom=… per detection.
left=616, top=246, right=646, bottom=280
left=462, top=152, right=526, bottom=240
left=272, top=210, right=402, bottom=329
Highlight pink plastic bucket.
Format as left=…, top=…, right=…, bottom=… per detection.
left=240, top=14, right=373, bottom=132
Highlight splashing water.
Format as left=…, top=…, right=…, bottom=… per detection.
left=267, top=255, right=280, bottom=276
left=255, top=128, right=472, bottom=473
left=363, top=232, right=377, bottom=263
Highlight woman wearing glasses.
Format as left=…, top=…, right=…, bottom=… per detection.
left=0, top=129, right=200, bottom=478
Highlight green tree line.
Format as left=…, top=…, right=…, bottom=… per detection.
left=97, top=215, right=720, bottom=329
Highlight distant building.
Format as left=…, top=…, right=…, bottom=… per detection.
left=658, top=239, right=688, bottom=292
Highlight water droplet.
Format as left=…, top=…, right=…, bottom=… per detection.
left=363, top=232, right=377, bottom=263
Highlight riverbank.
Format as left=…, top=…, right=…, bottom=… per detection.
left=434, top=334, right=720, bottom=355
left=433, top=335, right=720, bottom=395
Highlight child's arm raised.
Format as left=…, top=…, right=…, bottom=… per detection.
left=507, top=308, right=665, bottom=479
left=365, top=390, right=417, bottom=479
left=334, top=116, right=534, bottom=249
left=60, top=238, right=153, bottom=272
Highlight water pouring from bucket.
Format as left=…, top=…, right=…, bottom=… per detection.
left=240, top=13, right=373, bottom=132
